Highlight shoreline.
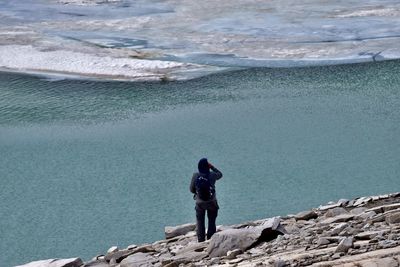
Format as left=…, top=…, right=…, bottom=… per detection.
left=1, top=51, right=400, bottom=83
left=17, top=192, right=400, bottom=266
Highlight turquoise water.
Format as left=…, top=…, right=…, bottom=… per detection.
left=1, top=62, right=400, bottom=266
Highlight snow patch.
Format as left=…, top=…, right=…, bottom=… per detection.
left=0, top=45, right=194, bottom=80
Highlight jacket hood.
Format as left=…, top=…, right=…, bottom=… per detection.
left=198, top=158, right=210, bottom=174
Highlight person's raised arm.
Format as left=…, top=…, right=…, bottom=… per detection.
left=209, top=163, right=223, bottom=180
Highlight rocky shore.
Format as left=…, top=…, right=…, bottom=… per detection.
left=17, top=192, right=400, bottom=267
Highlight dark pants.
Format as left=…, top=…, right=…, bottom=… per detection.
left=195, top=200, right=219, bottom=242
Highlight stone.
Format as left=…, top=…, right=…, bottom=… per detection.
left=335, top=237, right=354, bottom=253
left=319, top=203, right=342, bottom=211
left=378, top=240, right=397, bottom=249
left=294, top=210, right=318, bottom=221
left=226, top=249, right=243, bottom=259
left=127, top=244, right=138, bottom=250
left=350, top=207, right=368, bottom=215
left=165, top=223, right=196, bottom=239
left=353, top=197, right=372, bottom=207
left=330, top=222, right=348, bottom=236
left=207, top=217, right=284, bottom=258
left=359, top=257, right=398, bottom=267
left=316, top=237, right=330, bottom=247
left=119, top=252, right=157, bottom=267
left=83, top=259, right=109, bottom=267
left=320, top=214, right=354, bottom=224
left=105, top=244, right=156, bottom=262
left=385, top=211, right=400, bottom=224
left=325, top=207, right=349, bottom=218
left=107, top=246, right=119, bottom=254
left=15, top=258, right=83, bottom=267
left=172, top=250, right=207, bottom=263
left=355, top=230, right=387, bottom=240
left=356, top=211, right=377, bottom=220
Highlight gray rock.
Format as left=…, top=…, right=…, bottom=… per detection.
left=105, top=244, right=155, bottom=263
left=320, top=214, right=354, bottom=224
left=207, top=217, right=284, bottom=258
left=172, top=251, right=207, bottom=263
left=319, top=203, right=342, bottom=211
left=359, top=257, right=398, bottom=267
left=294, top=210, right=318, bottom=221
left=325, top=207, right=349, bottom=218
left=82, top=259, right=109, bottom=267
left=335, top=237, right=354, bottom=253
left=165, top=223, right=196, bottom=239
left=330, top=222, right=348, bottom=236
left=378, top=240, right=397, bottom=249
left=350, top=207, right=368, bottom=215
left=316, top=237, right=330, bottom=247
left=15, top=258, right=83, bottom=267
left=353, top=197, right=372, bottom=207
left=226, top=249, right=243, bottom=259
left=355, top=230, right=386, bottom=240
left=385, top=211, right=400, bottom=224
left=356, top=211, right=377, bottom=220
left=127, top=244, right=137, bottom=250
left=107, top=246, right=119, bottom=254
left=120, top=252, right=156, bottom=267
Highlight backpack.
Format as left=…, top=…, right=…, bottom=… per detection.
left=195, top=174, right=214, bottom=201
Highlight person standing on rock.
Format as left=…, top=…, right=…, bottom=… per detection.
left=190, top=158, right=223, bottom=242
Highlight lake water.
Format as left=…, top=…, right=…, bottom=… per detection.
left=1, top=61, right=400, bottom=266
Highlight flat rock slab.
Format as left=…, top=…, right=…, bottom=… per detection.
left=320, top=214, right=355, bottom=224
left=120, top=252, right=156, bottom=267
left=165, top=223, right=196, bottom=239
left=207, top=217, right=284, bottom=258
left=295, top=210, right=318, bottom=221
left=15, top=258, right=83, bottom=267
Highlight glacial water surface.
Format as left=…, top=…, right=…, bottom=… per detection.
left=1, top=61, right=400, bottom=266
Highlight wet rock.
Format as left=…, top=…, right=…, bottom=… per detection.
left=294, top=210, right=318, bottom=221
left=165, top=223, right=196, bottom=239
left=15, top=258, right=83, bottom=267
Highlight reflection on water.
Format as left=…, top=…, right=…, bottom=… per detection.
left=0, top=61, right=400, bottom=266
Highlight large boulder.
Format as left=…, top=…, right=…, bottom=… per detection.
left=207, top=217, right=285, bottom=258
left=165, top=223, right=196, bottom=239
left=15, top=258, right=83, bottom=267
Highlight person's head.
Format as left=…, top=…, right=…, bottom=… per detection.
left=198, top=158, right=210, bottom=174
